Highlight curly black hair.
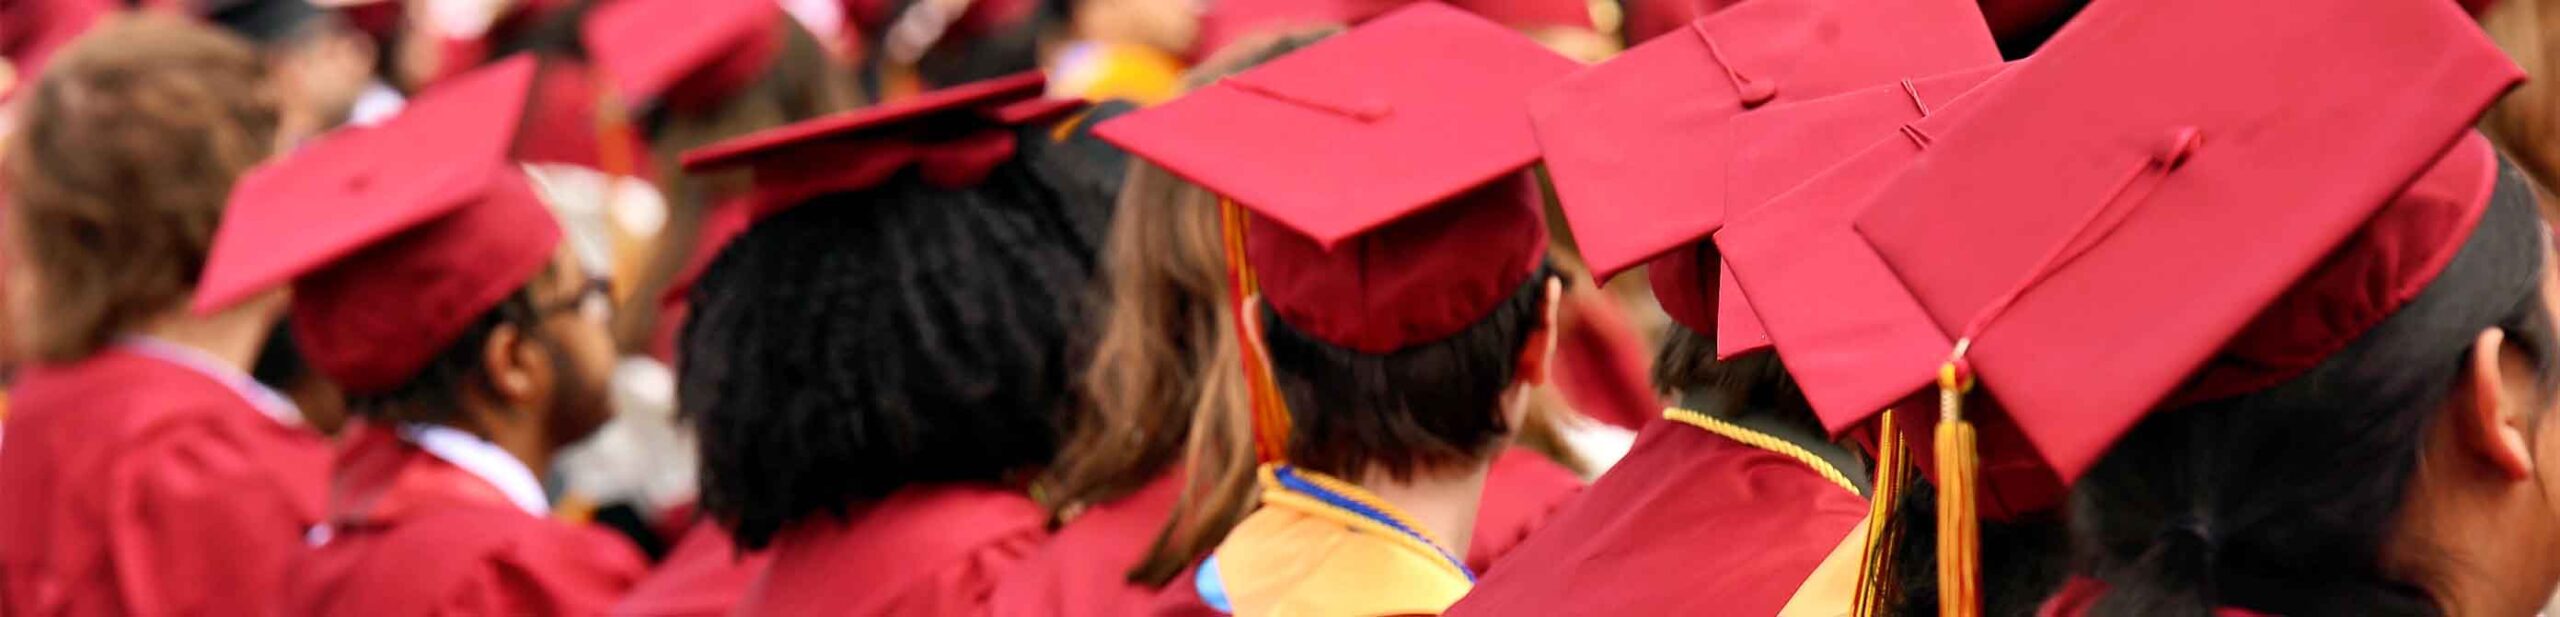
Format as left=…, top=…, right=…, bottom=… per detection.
left=680, top=147, right=1107, bottom=550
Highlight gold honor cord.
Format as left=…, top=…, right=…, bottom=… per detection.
left=1661, top=408, right=1859, bottom=496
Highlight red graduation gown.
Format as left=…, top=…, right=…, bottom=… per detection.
left=0, top=346, right=331, bottom=617
left=1443, top=413, right=1868, bottom=616
left=282, top=425, right=647, bottom=616
left=985, top=447, right=1583, bottom=617
left=738, top=484, right=1050, bottom=617
left=610, top=519, right=770, bottom=617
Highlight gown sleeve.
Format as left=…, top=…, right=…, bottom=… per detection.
left=106, top=421, right=319, bottom=617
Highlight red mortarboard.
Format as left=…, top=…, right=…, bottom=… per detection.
left=1532, top=0, right=1997, bottom=358
left=514, top=58, right=650, bottom=178
left=1619, top=0, right=1730, bottom=44
left=1096, top=3, right=1572, bottom=353
left=660, top=71, right=1074, bottom=305
left=196, top=56, right=565, bottom=395
left=1840, top=0, right=2519, bottom=484
left=583, top=0, right=780, bottom=114
left=1715, top=65, right=2048, bottom=516
left=1694, top=63, right=2010, bottom=361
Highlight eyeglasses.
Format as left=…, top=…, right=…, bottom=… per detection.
left=532, top=276, right=615, bottom=325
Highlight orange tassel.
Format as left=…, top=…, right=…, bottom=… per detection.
left=1220, top=200, right=1292, bottom=462
left=1935, top=350, right=1981, bottom=617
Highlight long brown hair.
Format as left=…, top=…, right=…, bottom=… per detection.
left=1043, top=29, right=1341, bottom=587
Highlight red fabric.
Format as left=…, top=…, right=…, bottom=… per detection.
left=1445, top=414, right=1868, bottom=616
left=1846, top=0, right=2517, bottom=482
left=611, top=520, right=771, bottom=617
left=1549, top=289, right=1660, bottom=430
left=737, top=484, right=1049, bottom=617
left=2036, top=577, right=2272, bottom=617
left=1716, top=65, right=2062, bottom=518
left=0, top=348, right=331, bottom=617
left=987, top=472, right=1203, bottom=617
left=282, top=425, right=647, bottom=616
left=583, top=0, right=780, bottom=112
left=198, top=57, right=563, bottom=395
left=1336, top=0, right=1592, bottom=30
left=987, top=449, right=1581, bottom=616
left=1531, top=0, right=1999, bottom=285
left=1245, top=172, right=1548, bottom=354
left=1465, top=448, right=1585, bottom=574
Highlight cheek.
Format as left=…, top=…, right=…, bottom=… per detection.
left=2536, top=415, right=2560, bottom=512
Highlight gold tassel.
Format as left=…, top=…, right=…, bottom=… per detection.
left=1851, top=409, right=1907, bottom=617
left=1935, top=347, right=1981, bottom=617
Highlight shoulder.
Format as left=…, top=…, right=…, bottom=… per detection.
left=751, top=486, right=1047, bottom=616
left=1215, top=507, right=1472, bottom=617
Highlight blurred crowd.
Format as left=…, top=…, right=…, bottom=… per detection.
left=4, top=0, right=2560, bottom=615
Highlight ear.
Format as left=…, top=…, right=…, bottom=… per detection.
left=481, top=321, right=543, bottom=411
left=1514, top=277, right=1564, bottom=387
left=2452, top=327, right=2536, bottom=481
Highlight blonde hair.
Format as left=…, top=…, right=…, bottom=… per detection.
left=2481, top=0, right=2560, bottom=209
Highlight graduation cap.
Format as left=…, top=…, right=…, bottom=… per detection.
left=657, top=70, right=1077, bottom=308
left=1096, top=3, right=1574, bottom=460
left=195, top=56, right=566, bottom=395
left=582, top=0, right=781, bottom=114
left=1726, top=0, right=2519, bottom=611
left=1529, top=0, right=1999, bottom=356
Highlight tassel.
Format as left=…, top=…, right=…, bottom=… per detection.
left=1220, top=200, right=1292, bottom=462
left=1936, top=347, right=1981, bottom=617
left=1851, top=409, right=1907, bottom=617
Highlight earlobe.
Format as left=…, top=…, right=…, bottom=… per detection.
left=2458, top=328, right=2536, bottom=481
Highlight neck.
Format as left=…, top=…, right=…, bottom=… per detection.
left=450, top=403, right=554, bottom=484
left=129, top=301, right=273, bottom=370
left=2390, top=444, right=2560, bottom=616
left=1353, top=462, right=1492, bottom=558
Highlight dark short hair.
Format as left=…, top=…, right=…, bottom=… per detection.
left=682, top=154, right=1100, bottom=550
left=2068, top=157, right=2560, bottom=616
left=340, top=288, right=542, bottom=425
left=1262, top=263, right=1556, bottom=482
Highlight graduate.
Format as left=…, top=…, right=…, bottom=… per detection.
left=195, top=58, right=647, bottom=614
left=1092, top=6, right=1577, bottom=614
left=0, top=15, right=331, bottom=616
left=1714, top=0, right=2540, bottom=613
left=1441, top=0, right=2006, bottom=614
left=993, top=29, right=1588, bottom=617
left=663, top=71, right=1113, bottom=616
left=577, top=0, right=859, bottom=358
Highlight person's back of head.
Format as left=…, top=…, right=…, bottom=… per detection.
left=680, top=125, right=1104, bottom=550
left=2, top=13, right=275, bottom=363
